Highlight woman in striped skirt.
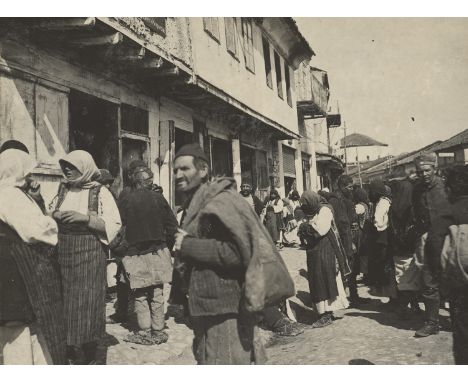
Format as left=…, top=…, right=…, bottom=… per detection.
left=299, top=191, right=350, bottom=328
left=50, top=150, right=121, bottom=364
left=0, top=147, right=66, bottom=364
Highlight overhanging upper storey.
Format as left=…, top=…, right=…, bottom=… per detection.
left=255, top=17, right=315, bottom=70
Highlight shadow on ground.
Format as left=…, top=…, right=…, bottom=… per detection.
left=345, top=308, right=451, bottom=332
left=96, top=332, right=119, bottom=365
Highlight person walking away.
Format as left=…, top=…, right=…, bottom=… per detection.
left=366, top=180, right=398, bottom=303
left=328, top=175, right=361, bottom=304
left=299, top=191, right=350, bottom=328
left=172, top=143, right=266, bottom=364
left=353, top=187, right=372, bottom=286
left=412, top=153, right=451, bottom=337
left=387, top=173, right=421, bottom=319
left=0, top=148, right=66, bottom=364
left=50, top=150, right=121, bottom=364
left=429, top=165, right=468, bottom=363
left=118, top=166, right=177, bottom=344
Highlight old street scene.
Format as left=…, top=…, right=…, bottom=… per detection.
left=0, top=14, right=468, bottom=368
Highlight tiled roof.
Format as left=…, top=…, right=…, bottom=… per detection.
left=340, top=133, right=388, bottom=148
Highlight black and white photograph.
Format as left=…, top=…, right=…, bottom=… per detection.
left=1, top=1, right=468, bottom=371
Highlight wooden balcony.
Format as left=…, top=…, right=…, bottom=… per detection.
left=295, top=64, right=329, bottom=118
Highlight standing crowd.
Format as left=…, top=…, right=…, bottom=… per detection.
left=1, top=139, right=467, bottom=365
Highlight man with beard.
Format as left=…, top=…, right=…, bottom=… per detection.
left=328, top=175, right=362, bottom=304
left=172, top=143, right=266, bottom=364
left=412, top=152, right=451, bottom=337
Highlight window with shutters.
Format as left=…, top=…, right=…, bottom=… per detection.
left=282, top=146, right=296, bottom=177
left=262, top=36, right=272, bottom=89
left=274, top=51, right=283, bottom=99
left=203, top=17, right=220, bottom=42
left=225, top=17, right=237, bottom=57
left=241, top=18, right=254, bottom=73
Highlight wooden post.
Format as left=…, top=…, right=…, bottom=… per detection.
left=343, top=121, right=348, bottom=174
left=231, top=137, right=242, bottom=192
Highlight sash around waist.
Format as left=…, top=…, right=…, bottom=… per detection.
left=58, top=222, right=92, bottom=235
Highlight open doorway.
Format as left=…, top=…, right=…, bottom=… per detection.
left=69, top=91, right=119, bottom=176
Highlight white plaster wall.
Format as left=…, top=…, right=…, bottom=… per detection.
left=189, top=18, right=298, bottom=135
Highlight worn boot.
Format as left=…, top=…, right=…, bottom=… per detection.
left=415, top=320, right=440, bottom=337
left=311, top=312, right=333, bottom=328
left=272, top=318, right=304, bottom=336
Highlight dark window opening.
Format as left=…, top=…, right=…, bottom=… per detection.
left=285, top=65, right=292, bottom=106
left=241, top=145, right=256, bottom=190
left=69, top=90, right=119, bottom=177
left=257, top=150, right=269, bottom=189
left=121, top=103, right=149, bottom=135
left=211, top=137, right=232, bottom=178
left=274, top=51, right=283, bottom=99
left=262, top=36, right=272, bottom=89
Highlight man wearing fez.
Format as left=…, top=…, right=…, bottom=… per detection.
left=172, top=143, right=265, bottom=364
left=412, top=152, right=451, bottom=337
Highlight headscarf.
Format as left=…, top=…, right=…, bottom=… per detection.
left=299, top=190, right=328, bottom=216
left=0, top=140, right=29, bottom=154
left=59, top=150, right=101, bottom=189
left=353, top=187, right=370, bottom=206
left=0, top=149, right=36, bottom=188
left=289, top=190, right=300, bottom=201
left=369, top=179, right=391, bottom=203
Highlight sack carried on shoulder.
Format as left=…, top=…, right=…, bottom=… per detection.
left=122, top=247, right=173, bottom=290
left=441, top=224, right=468, bottom=288
left=244, top=225, right=295, bottom=313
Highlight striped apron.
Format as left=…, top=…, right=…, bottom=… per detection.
left=55, top=185, right=107, bottom=345
left=1, top=220, right=67, bottom=364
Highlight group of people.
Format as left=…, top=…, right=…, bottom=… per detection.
left=1, top=137, right=467, bottom=365
left=253, top=151, right=467, bottom=365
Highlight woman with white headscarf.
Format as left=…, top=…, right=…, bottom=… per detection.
left=0, top=148, right=66, bottom=364
left=50, top=150, right=121, bottom=365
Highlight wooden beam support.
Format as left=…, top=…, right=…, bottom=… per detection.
left=114, top=46, right=146, bottom=62
left=145, top=67, right=180, bottom=78
left=30, top=17, right=96, bottom=30
left=69, top=32, right=123, bottom=46
left=137, top=57, right=164, bottom=69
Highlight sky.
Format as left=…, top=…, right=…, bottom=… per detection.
left=295, top=18, right=468, bottom=155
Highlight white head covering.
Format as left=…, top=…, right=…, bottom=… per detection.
left=0, top=149, right=37, bottom=189
left=59, top=150, right=101, bottom=189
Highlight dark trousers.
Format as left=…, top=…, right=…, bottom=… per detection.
left=115, top=263, right=129, bottom=318
left=191, top=314, right=258, bottom=365
left=421, top=265, right=440, bottom=323
left=348, top=255, right=360, bottom=298
left=450, top=286, right=468, bottom=365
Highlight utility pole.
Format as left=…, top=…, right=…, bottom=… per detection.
left=343, top=121, right=348, bottom=174
left=356, top=147, right=363, bottom=187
